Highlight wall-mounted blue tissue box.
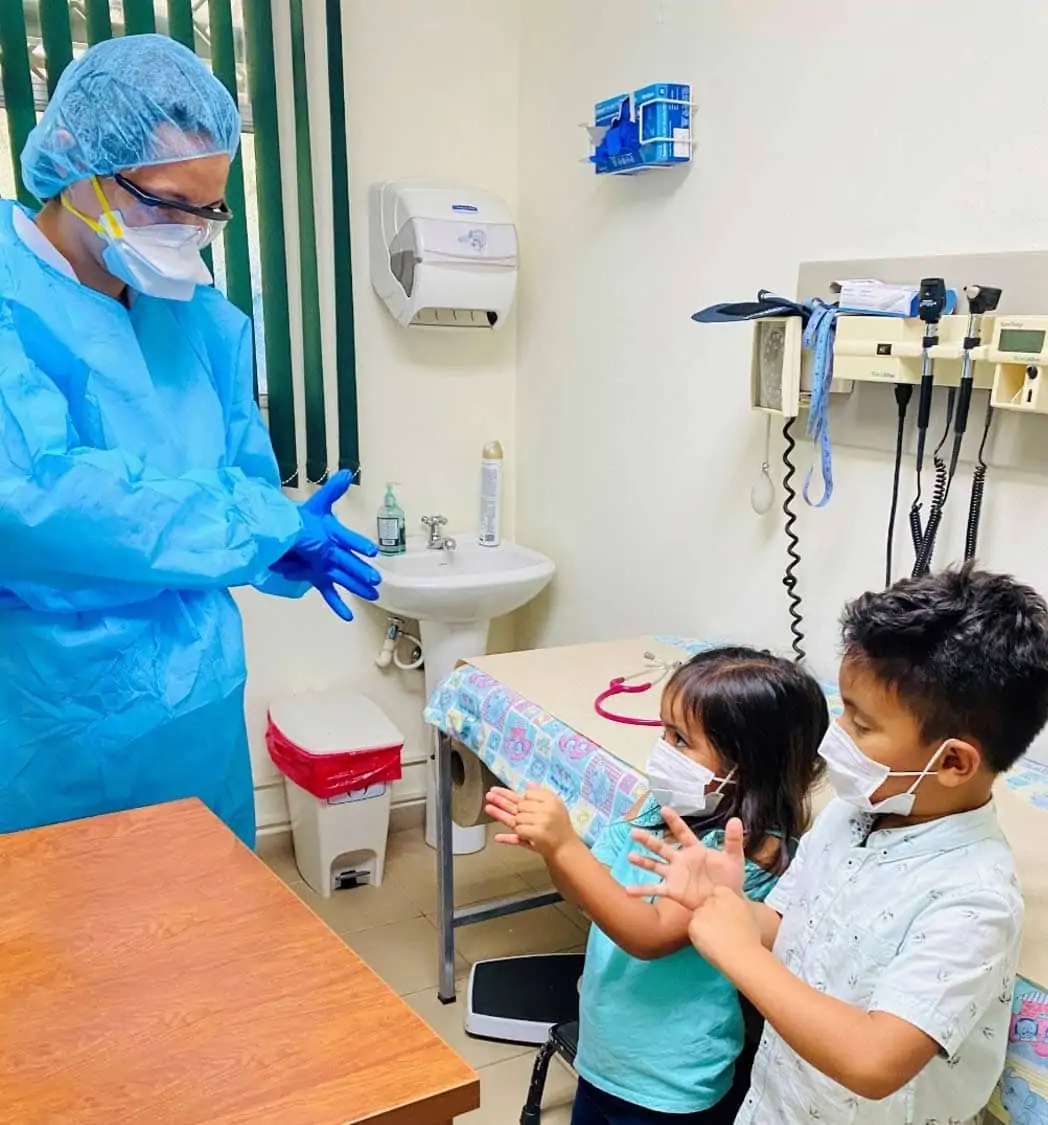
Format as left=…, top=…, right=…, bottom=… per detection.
left=590, top=82, right=692, bottom=175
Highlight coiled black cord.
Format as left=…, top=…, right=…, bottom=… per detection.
left=912, top=389, right=956, bottom=578
left=912, top=478, right=946, bottom=578
left=965, top=466, right=986, bottom=562
left=907, top=504, right=924, bottom=562
left=908, top=430, right=928, bottom=558
left=885, top=384, right=913, bottom=587
left=965, top=398, right=994, bottom=561
left=781, top=417, right=805, bottom=663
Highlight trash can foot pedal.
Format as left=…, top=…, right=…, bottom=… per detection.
left=335, top=869, right=371, bottom=890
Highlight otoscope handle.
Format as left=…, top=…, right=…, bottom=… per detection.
left=955, top=379, right=974, bottom=436
left=916, top=376, right=935, bottom=430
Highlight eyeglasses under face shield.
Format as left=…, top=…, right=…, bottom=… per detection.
left=112, top=172, right=233, bottom=246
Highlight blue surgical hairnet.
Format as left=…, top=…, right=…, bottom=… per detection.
left=22, top=34, right=241, bottom=201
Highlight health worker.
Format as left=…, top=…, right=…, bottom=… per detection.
left=0, top=35, right=380, bottom=848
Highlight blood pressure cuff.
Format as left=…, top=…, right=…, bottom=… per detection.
left=692, top=290, right=810, bottom=325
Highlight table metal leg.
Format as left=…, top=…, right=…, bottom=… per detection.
left=435, top=729, right=457, bottom=1004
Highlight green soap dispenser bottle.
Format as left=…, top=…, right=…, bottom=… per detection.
left=377, top=483, right=406, bottom=556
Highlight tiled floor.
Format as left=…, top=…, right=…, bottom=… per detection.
left=258, top=825, right=584, bottom=1123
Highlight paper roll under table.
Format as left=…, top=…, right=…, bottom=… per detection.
left=450, top=744, right=498, bottom=829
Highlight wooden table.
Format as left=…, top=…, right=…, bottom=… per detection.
left=0, top=799, right=479, bottom=1125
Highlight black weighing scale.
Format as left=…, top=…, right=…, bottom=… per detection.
left=464, top=952, right=585, bottom=1045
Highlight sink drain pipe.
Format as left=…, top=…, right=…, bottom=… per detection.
left=375, top=617, right=425, bottom=672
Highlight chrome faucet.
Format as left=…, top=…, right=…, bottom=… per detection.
left=421, top=515, right=457, bottom=553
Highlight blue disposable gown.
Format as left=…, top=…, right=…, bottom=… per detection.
left=0, top=200, right=305, bottom=847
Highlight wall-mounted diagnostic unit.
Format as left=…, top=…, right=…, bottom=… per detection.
left=832, top=315, right=996, bottom=388
left=988, top=317, right=1048, bottom=413
left=696, top=263, right=1048, bottom=644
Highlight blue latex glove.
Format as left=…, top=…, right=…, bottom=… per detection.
left=273, top=470, right=381, bottom=621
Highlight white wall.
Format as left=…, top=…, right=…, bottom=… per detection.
left=242, top=0, right=520, bottom=830
left=244, top=0, right=1048, bottom=823
left=515, top=0, right=1048, bottom=757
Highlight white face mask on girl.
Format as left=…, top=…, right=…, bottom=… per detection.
left=645, top=737, right=736, bottom=817
left=818, top=722, right=949, bottom=816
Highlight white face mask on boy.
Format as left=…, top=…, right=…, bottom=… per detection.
left=818, top=722, right=948, bottom=816
left=645, top=737, right=736, bottom=817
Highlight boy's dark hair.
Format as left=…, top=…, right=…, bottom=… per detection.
left=655, top=646, right=829, bottom=874
left=841, top=564, right=1048, bottom=772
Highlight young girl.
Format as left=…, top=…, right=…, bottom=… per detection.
left=485, top=646, right=828, bottom=1125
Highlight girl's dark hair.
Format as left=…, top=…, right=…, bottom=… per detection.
left=657, top=646, right=828, bottom=874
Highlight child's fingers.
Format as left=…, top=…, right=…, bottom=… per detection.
left=485, top=791, right=520, bottom=816
left=515, top=822, right=544, bottom=845
left=629, top=828, right=675, bottom=862
left=484, top=804, right=518, bottom=830
left=516, top=797, right=556, bottom=819
left=522, top=784, right=565, bottom=809
left=493, top=832, right=527, bottom=847
left=522, top=790, right=558, bottom=811
left=661, top=807, right=702, bottom=848
left=627, top=852, right=665, bottom=874
left=514, top=809, right=549, bottom=830
left=626, top=881, right=670, bottom=899
left=490, top=792, right=524, bottom=810
left=723, top=817, right=746, bottom=861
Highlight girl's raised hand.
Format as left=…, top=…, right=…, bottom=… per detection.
left=512, top=784, right=576, bottom=859
left=485, top=784, right=577, bottom=858
left=627, top=811, right=747, bottom=910
left=485, top=786, right=528, bottom=847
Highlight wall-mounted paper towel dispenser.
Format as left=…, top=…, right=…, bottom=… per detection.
left=368, top=181, right=519, bottom=330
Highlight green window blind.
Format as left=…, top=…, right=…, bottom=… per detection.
left=0, top=0, right=360, bottom=488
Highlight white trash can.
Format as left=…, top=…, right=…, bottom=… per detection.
left=267, top=688, right=404, bottom=898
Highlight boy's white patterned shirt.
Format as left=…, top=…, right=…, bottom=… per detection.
left=736, top=798, right=1023, bottom=1125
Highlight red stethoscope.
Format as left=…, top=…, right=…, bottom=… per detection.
left=593, top=652, right=681, bottom=727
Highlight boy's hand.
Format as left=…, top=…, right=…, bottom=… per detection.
left=626, top=811, right=746, bottom=910
left=687, top=885, right=762, bottom=973
left=485, top=784, right=576, bottom=858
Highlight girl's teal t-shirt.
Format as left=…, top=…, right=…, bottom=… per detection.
left=575, top=794, right=782, bottom=1114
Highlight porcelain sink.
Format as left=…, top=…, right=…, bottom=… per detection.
left=374, top=534, right=555, bottom=856
left=373, top=536, right=555, bottom=625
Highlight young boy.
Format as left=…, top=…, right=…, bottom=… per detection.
left=631, top=566, right=1048, bottom=1123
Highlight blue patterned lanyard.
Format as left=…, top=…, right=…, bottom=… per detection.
left=801, top=300, right=837, bottom=508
